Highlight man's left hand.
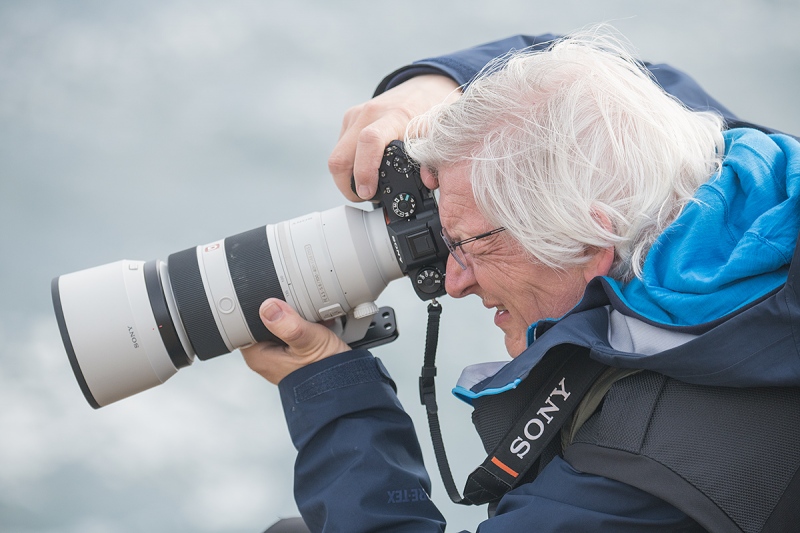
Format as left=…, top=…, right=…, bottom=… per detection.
left=240, top=298, right=350, bottom=384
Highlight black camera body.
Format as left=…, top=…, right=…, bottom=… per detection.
left=370, top=141, right=447, bottom=300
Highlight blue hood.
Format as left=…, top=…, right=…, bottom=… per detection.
left=608, top=128, right=800, bottom=326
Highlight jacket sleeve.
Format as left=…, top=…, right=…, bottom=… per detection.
left=375, top=33, right=755, bottom=127
left=278, top=349, right=446, bottom=532
left=374, top=34, right=559, bottom=94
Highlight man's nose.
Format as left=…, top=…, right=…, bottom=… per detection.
left=444, top=254, right=476, bottom=298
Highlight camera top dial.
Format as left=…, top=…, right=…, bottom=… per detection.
left=391, top=151, right=414, bottom=174
left=392, top=192, right=417, bottom=218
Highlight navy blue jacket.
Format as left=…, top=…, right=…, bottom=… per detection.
left=278, top=35, right=799, bottom=532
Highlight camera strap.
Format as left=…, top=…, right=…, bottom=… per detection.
left=418, top=299, right=468, bottom=504
left=419, top=302, right=608, bottom=507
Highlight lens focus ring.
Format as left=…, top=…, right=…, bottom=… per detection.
left=168, top=247, right=229, bottom=360
left=225, top=226, right=284, bottom=344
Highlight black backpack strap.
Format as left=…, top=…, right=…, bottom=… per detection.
left=419, top=303, right=608, bottom=506
left=460, top=349, right=607, bottom=505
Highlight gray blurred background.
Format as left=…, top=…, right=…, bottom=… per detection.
left=1, top=1, right=798, bottom=532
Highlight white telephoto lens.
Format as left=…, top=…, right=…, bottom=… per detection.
left=52, top=205, right=406, bottom=408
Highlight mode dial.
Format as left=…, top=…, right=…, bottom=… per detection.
left=392, top=192, right=417, bottom=218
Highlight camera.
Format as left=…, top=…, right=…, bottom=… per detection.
left=52, top=141, right=447, bottom=408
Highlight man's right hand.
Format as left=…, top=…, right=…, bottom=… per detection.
left=328, top=74, right=460, bottom=202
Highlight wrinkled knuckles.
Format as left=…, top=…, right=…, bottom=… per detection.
left=341, top=103, right=364, bottom=123
left=356, top=123, right=386, bottom=147
left=328, top=151, right=353, bottom=177
left=358, top=99, right=385, bottom=120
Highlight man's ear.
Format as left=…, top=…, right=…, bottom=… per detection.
left=583, top=207, right=615, bottom=282
left=420, top=166, right=439, bottom=190
left=584, top=246, right=614, bottom=282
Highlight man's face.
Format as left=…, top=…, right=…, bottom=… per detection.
left=434, top=163, right=592, bottom=357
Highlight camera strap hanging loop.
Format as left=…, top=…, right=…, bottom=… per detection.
left=418, top=299, right=470, bottom=505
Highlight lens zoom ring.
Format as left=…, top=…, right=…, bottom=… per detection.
left=225, top=226, right=284, bottom=343
left=168, top=247, right=229, bottom=360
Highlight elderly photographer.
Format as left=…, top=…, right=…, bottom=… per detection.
left=243, top=29, right=800, bottom=532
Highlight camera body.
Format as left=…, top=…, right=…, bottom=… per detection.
left=52, top=141, right=448, bottom=408
left=370, top=141, right=446, bottom=300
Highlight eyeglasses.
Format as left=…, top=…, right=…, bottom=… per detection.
left=441, top=226, right=506, bottom=270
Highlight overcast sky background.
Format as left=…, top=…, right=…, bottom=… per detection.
left=1, top=1, right=799, bottom=532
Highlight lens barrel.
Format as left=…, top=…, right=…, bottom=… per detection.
left=168, top=226, right=284, bottom=360
left=52, top=206, right=404, bottom=408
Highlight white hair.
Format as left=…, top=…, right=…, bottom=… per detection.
left=405, top=27, right=725, bottom=281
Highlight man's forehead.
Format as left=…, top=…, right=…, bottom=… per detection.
left=437, top=163, right=485, bottom=231
left=437, top=164, right=473, bottom=204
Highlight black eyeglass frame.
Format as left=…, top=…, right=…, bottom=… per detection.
left=441, top=227, right=506, bottom=270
